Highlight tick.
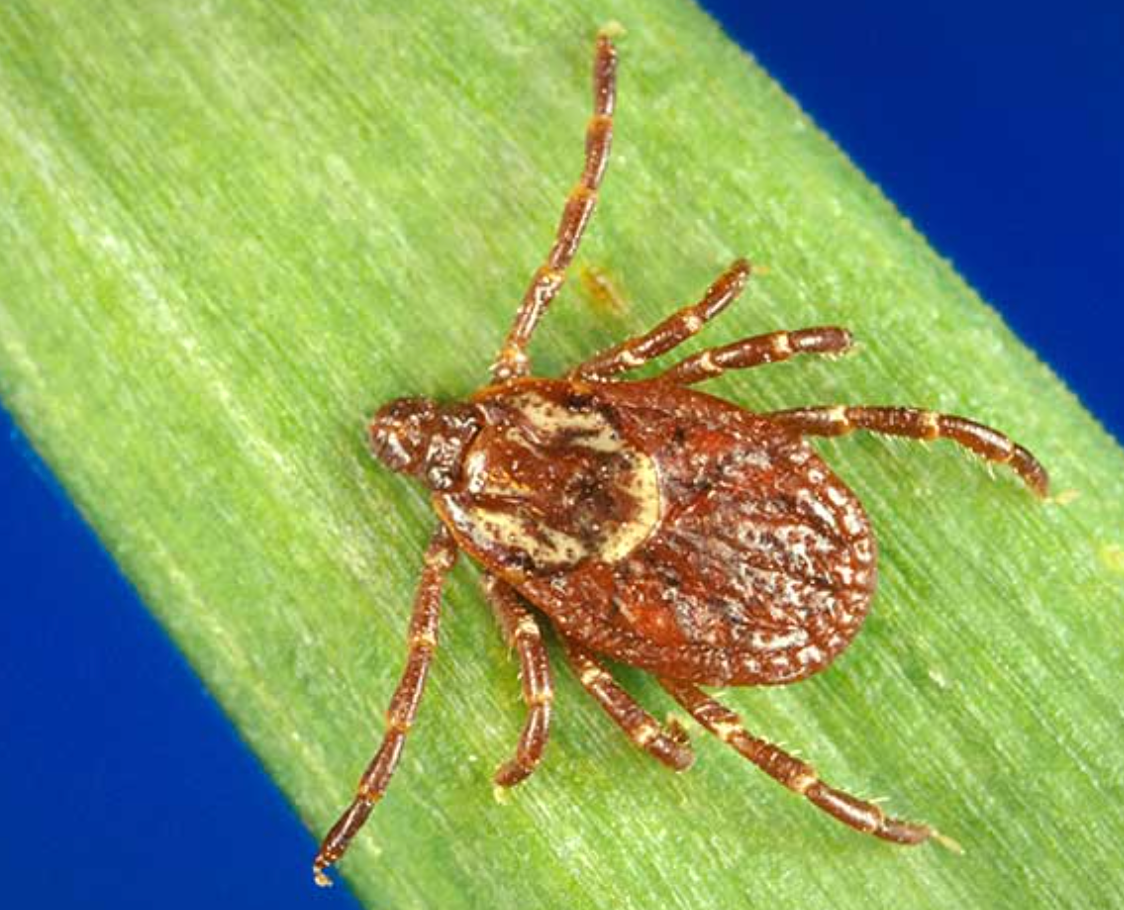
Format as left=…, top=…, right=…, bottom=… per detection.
left=312, top=31, right=1048, bottom=886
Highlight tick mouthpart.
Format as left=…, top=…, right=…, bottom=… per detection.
left=369, top=397, right=481, bottom=491
left=369, top=397, right=437, bottom=474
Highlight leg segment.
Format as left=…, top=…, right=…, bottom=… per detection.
left=658, top=326, right=854, bottom=385
left=560, top=638, right=694, bottom=771
left=767, top=404, right=1049, bottom=496
left=313, top=526, right=458, bottom=887
left=481, top=574, right=555, bottom=788
left=658, top=679, right=941, bottom=847
left=492, top=34, right=618, bottom=383
left=571, top=259, right=752, bottom=380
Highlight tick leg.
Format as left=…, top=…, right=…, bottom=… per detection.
left=658, top=679, right=941, bottom=847
left=571, top=259, right=752, bottom=380
left=313, top=526, right=458, bottom=887
left=481, top=574, right=555, bottom=788
left=491, top=33, right=618, bottom=383
left=561, top=638, right=695, bottom=771
left=767, top=404, right=1049, bottom=496
left=658, top=326, right=854, bottom=385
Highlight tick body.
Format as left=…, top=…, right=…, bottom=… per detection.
left=312, top=32, right=1047, bottom=885
left=439, top=378, right=872, bottom=687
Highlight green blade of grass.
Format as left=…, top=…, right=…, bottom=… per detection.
left=2, top=1, right=1124, bottom=907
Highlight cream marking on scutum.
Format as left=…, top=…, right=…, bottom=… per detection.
left=513, top=391, right=621, bottom=451
left=600, top=453, right=661, bottom=562
left=521, top=390, right=662, bottom=562
left=441, top=496, right=590, bottom=567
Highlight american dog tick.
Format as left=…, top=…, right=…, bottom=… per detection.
left=313, top=32, right=1048, bottom=885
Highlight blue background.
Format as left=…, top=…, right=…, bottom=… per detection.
left=1, top=3, right=1121, bottom=907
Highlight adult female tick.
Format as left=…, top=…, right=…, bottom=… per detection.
left=312, top=31, right=1047, bottom=886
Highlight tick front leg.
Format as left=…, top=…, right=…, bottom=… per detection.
left=312, top=526, right=458, bottom=887
left=658, top=679, right=949, bottom=848
left=492, top=33, right=618, bottom=383
left=571, top=259, right=751, bottom=381
left=767, top=404, right=1049, bottom=496
left=561, top=639, right=694, bottom=771
left=481, top=574, right=555, bottom=788
left=658, top=326, right=854, bottom=385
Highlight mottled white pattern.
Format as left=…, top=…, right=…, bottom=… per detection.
left=443, top=496, right=590, bottom=566
left=512, top=390, right=622, bottom=452
left=444, top=389, right=663, bottom=571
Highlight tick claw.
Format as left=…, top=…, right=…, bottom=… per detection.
left=313, top=863, right=335, bottom=888
left=932, top=830, right=964, bottom=854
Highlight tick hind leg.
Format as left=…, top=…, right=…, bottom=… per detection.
left=481, top=574, right=555, bottom=788
left=492, top=34, right=618, bottom=383
left=561, top=639, right=695, bottom=771
left=768, top=405, right=1049, bottom=496
left=658, top=679, right=951, bottom=848
left=572, top=259, right=751, bottom=380
left=313, top=527, right=458, bottom=887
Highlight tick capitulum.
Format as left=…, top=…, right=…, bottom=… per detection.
left=369, top=398, right=480, bottom=490
left=312, top=31, right=1046, bottom=886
